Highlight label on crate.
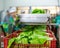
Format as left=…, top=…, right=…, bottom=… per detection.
left=1, top=42, right=4, bottom=47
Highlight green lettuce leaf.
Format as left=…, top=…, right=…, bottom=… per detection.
left=7, top=38, right=16, bottom=48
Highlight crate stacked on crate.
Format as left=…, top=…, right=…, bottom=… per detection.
left=4, top=30, right=56, bottom=48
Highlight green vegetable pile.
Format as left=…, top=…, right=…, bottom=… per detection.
left=32, top=9, right=46, bottom=14
left=51, top=18, right=56, bottom=23
left=8, top=25, right=52, bottom=48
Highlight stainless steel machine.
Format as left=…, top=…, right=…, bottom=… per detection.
left=19, top=14, right=50, bottom=25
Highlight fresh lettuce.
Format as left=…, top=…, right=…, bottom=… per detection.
left=7, top=38, right=16, bottom=48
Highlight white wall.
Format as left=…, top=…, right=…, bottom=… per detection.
left=4, top=0, right=58, bottom=9
left=58, top=0, right=60, bottom=6
left=0, top=0, right=4, bottom=11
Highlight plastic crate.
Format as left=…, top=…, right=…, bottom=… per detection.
left=4, top=30, right=56, bottom=48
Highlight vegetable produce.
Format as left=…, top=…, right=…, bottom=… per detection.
left=30, top=39, right=39, bottom=44
left=15, top=35, right=21, bottom=44
left=8, top=25, right=52, bottom=48
left=21, top=25, right=34, bottom=31
left=52, top=18, right=56, bottom=23
left=32, top=9, right=45, bottom=14
left=14, top=31, right=51, bottom=44
left=29, top=32, right=49, bottom=44
left=21, top=38, right=28, bottom=44
left=7, top=38, right=16, bottom=48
